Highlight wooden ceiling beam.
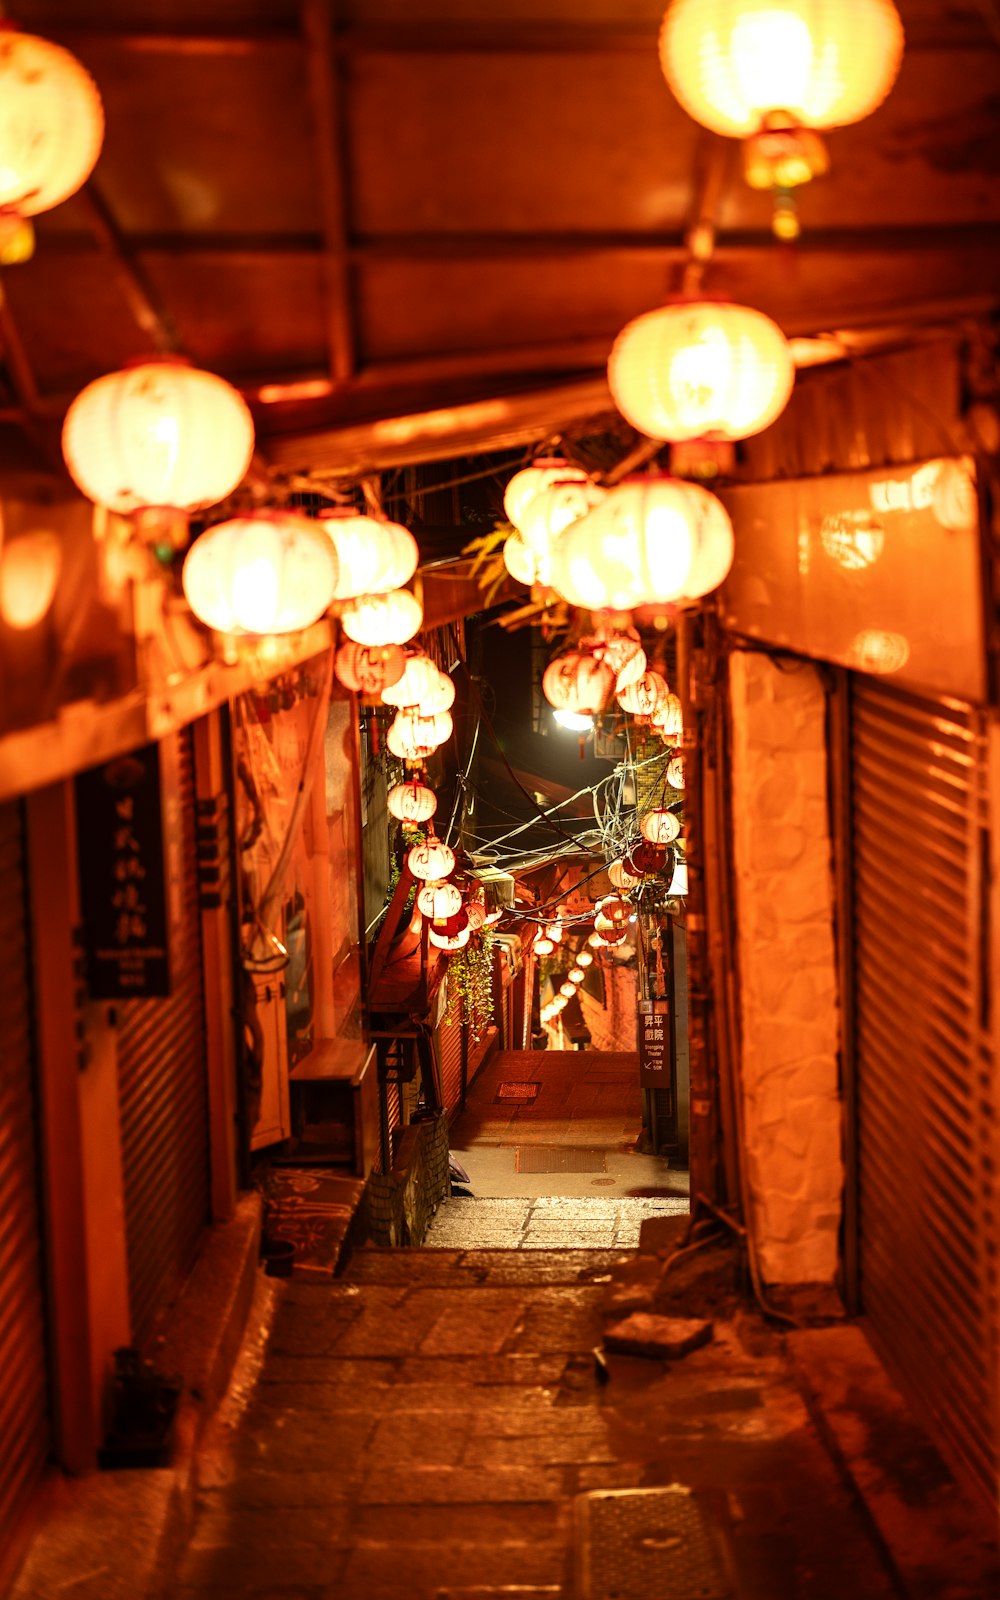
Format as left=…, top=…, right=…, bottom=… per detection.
left=77, top=183, right=178, bottom=355
left=302, top=0, right=355, bottom=383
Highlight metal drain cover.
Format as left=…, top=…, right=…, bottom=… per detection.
left=516, top=1146, right=607, bottom=1174
left=575, top=1486, right=735, bottom=1600
left=496, top=1081, right=541, bottom=1101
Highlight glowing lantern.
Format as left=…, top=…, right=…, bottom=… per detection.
left=384, top=654, right=454, bottom=714
left=519, top=478, right=606, bottom=560
left=465, top=901, right=487, bottom=932
left=387, top=782, right=437, bottom=824
left=322, top=510, right=418, bottom=600
left=568, top=966, right=585, bottom=984
left=542, top=651, right=614, bottom=716
left=651, top=692, right=684, bottom=742
left=416, top=882, right=463, bottom=922
left=577, top=950, right=594, bottom=968
left=504, top=457, right=589, bottom=532
left=0, top=28, right=104, bottom=223
left=608, top=858, right=641, bottom=891
left=0, top=530, right=61, bottom=629
left=407, top=836, right=456, bottom=882
left=335, top=640, right=405, bottom=696
left=618, top=670, right=669, bottom=719
left=596, top=895, right=629, bottom=925
left=641, top=808, right=681, bottom=845
left=608, top=301, right=794, bottom=443
left=182, top=513, right=337, bottom=635
left=559, top=981, right=577, bottom=999
left=589, top=627, right=647, bottom=691
left=386, top=709, right=453, bottom=762
left=625, top=840, right=668, bottom=876
left=550, top=477, right=734, bottom=612
left=502, top=532, right=546, bottom=587
left=545, top=922, right=564, bottom=945
left=63, top=360, right=255, bottom=515
left=340, top=588, right=422, bottom=646
left=668, top=860, right=689, bottom=897
left=429, top=922, right=471, bottom=952
left=533, top=935, right=555, bottom=956
left=667, top=757, right=685, bottom=790
left=659, top=0, right=904, bottom=141
left=587, top=931, right=605, bottom=948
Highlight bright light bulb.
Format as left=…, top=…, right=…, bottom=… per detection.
left=553, top=709, right=592, bottom=732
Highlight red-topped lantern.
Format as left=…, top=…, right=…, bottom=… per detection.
left=625, top=840, right=668, bottom=876
left=641, top=808, right=681, bottom=845
left=182, top=512, right=337, bottom=636
left=542, top=650, right=615, bottom=716
left=335, top=641, right=406, bottom=697
left=407, top=836, right=456, bottom=883
left=340, top=588, right=422, bottom=646
left=323, top=509, right=418, bottom=600
left=503, top=457, right=589, bottom=532
left=416, top=882, right=463, bottom=923
left=618, top=671, right=670, bottom=719
left=0, top=27, right=104, bottom=223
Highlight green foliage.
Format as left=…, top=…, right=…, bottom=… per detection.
left=462, top=521, right=517, bottom=608
left=446, top=930, right=496, bottom=1043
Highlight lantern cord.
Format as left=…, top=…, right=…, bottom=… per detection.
left=444, top=716, right=481, bottom=848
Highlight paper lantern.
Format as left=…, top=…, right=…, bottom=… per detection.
left=340, top=588, right=422, bottom=646
left=0, top=28, right=104, bottom=219
left=0, top=530, right=61, bottom=629
left=383, top=653, right=454, bottom=714
left=596, top=895, right=629, bottom=925
left=559, top=981, right=577, bottom=999
left=625, top=840, right=668, bottom=876
left=407, top=837, right=456, bottom=882
left=63, top=360, right=255, bottom=514
left=608, top=301, right=794, bottom=443
left=659, top=0, right=904, bottom=139
left=335, top=641, right=405, bottom=696
left=182, top=513, right=337, bottom=635
left=589, top=627, right=647, bottom=691
left=545, top=922, right=564, bottom=945
left=568, top=966, right=585, bottom=984
left=651, top=692, right=684, bottom=742
left=387, top=782, right=437, bottom=824
left=416, top=881, right=463, bottom=922
left=618, top=670, right=670, bottom=719
left=465, top=901, right=488, bottom=932
left=386, top=709, right=453, bottom=762
left=503, top=457, right=589, bottom=532
left=533, top=935, right=555, bottom=956
left=502, top=532, right=544, bottom=587
left=518, top=478, right=606, bottom=560
left=608, top=858, right=641, bottom=891
left=550, top=478, right=734, bottom=612
left=576, top=950, right=594, bottom=968
left=667, top=757, right=685, bottom=790
left=641, top=808, right=681, bottom=845
left=542, top=651, right=614, bottom=716
left=322, top=510, right=418, bottom=600
left=428, top=922, right=471, bottom=952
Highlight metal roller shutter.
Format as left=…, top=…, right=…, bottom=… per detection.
left=436, top=1012, right=464, bottom=1117
left=0, top=801, right=50, bottom=1551
left=117, top=728, right=210, bottom=1349
left=851, top=678, right=1000, bottom=1503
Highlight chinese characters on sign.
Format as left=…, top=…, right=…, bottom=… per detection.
left=76, top=744, right=171, bottom=998
left=638, top=997, right=671, bottom=1104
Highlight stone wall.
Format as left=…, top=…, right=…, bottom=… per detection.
left=364, top=1110, right=450, bottom=1247
left=728, top=651, right=843, bottom=1285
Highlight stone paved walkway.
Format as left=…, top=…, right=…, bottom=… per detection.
left=174, top=1243, right=909, bottom=1600
left=424, top=1193, right=690, bottom=1249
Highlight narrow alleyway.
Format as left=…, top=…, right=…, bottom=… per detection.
left=425, top=1049, right=688, bottom=1250
left=172, top=1236, right=946, bottom=1600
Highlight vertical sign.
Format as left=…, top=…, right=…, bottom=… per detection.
left=76, top=743, right=171, bottom=998
left=638, top=997, right=671, bottom=1103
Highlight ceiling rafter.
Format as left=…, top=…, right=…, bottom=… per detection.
left=302, top=0, right=356, bottom=384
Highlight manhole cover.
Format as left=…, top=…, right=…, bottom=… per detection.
left=516, top=1146, right=607, bottom=1173
left=575, top=1486, right=734, bottom=1600
left=496, top=1081, right=541, bottom=1101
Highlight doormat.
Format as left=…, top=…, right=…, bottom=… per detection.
left=496, top=1081, right=541, bottom=1102
left=257, top=1166, right=365, bottom=1280
left=516, top=1146, right=607, bottom=1174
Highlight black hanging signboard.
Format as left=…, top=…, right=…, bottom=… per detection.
left=76, top=742, right=171, bottom=999
left=638, top=997, right=671, bottom=1101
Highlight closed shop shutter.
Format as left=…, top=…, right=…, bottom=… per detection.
left=436, top=1010, right=464, bottom=1117
left=0, top=800, right=50, bottom=1553
left=850, top=678, right=1000, bottom=1503
left=117, top=729, right=210, bottom=1348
